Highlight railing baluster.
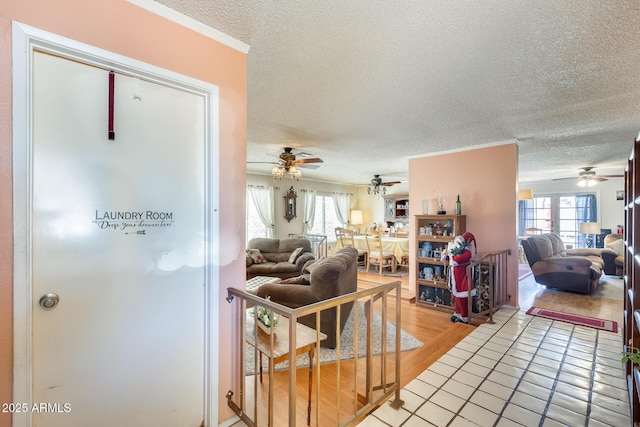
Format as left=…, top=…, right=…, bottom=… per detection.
left=226, top=281, right=405, bottom=426
left=467, top=249, right=511, bottom=325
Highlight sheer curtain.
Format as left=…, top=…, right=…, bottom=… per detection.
left=303, top=190, right=316, bottom=233
left=248, top=186, right=275, bottom=238
left=333, top=193, right=350, bottom=227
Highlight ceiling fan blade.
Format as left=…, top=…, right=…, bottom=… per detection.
left=599, top=174, right=624, bottom=178
left=247, top=161, right=278, bottom=165
left=298, top=163, right=321, bottom=169
left=294, top=158, right=323, bottom=164
left=552, top=176, right=584, bottom=181
left=381, top=181, right=401, bottom=186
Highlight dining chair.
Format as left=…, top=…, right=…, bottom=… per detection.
left=398, top=254, right=410, bottom=269
left=373, top=225, right=388, bottom=236
left=365, top=230, right=397, bottom=274
left=337, top=227, right=368, bottom=267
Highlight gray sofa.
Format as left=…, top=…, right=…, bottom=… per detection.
left=256, top=247, right=358, bottom=348
left=246, top=237, right=315, bottom=280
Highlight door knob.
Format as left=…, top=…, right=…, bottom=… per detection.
left=39, top=293, right=59, bottom=310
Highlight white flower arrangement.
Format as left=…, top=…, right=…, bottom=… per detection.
left=254, top=296, right=279, bottom=332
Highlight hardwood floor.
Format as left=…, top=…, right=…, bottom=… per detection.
left=238, top=271, right=475, bottom=426
left=236, top=267, right=622, bottom=426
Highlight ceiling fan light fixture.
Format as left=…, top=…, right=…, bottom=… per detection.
left=367, top=174, right=396, bottom=196
left=577, top=178, right=597, bottom=187
left=272, top=164, right=301, bottom=180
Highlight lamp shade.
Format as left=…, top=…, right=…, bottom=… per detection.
left=350, top=209, right=363, bottom=226
left=579, top=222, right=600, bottom=234
left=518, top=189, right=533, bottom=200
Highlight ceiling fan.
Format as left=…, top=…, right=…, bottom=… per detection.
left=248, top=147, right=323, bottom=180
left=367, top=175, right=401, bottom=195
left=553, top=167, right=623, bottom=187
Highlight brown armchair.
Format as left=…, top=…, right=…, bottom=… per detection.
left=256, top=247, right=358, bottom=348
left=521, top=233, right=604, bottom=294
left=602, top=233, right=624, bottom=276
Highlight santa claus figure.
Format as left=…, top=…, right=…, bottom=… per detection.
left=440, top=232, right=477, bottom=324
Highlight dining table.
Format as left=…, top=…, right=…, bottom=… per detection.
left=336, top=235, right=409, bottom=263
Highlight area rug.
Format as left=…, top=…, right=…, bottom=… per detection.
left=526, top=306, right=618, bottom=333
left=246, top=302, right=423, bottom=374
left=591, top=276, right=624, bottom=301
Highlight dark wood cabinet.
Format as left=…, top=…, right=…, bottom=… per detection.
left=624, top=135, right=640, bottom=423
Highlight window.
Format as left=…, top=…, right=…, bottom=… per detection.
left=519, top=192, right=597, bottom=249
left=246, top=191, right=268, bottom=242
left=308, top=194, right=342, bottom=240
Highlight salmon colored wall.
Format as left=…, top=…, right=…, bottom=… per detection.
left=409, top=143, right=519, bottom=308
left=0, top=1, right=247, bottom=425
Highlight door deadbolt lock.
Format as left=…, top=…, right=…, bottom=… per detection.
left=39, top=293, right=59, bottom=310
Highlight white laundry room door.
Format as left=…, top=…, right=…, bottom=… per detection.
left=29, top=51, right=207, bottom=427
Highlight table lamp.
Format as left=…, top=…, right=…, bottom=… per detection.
left=518, top=189, right=533, bottom=200
left=350, top=210, right=363, bottom=234
left=580, top=222, right=600, bottom=248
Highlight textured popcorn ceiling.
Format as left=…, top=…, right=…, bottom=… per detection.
left=157, top=0, right=640, bottom=185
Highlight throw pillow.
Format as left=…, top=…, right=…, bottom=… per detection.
left=302, top=259, right=315, bottom=274
left=288, top=247, right=304, bottom=264
left=247, top=248, right=267, bottom=264
left=606, top=238, right=624, bottom=256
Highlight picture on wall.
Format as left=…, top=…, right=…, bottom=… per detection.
left=617, top=190, right=624, bottom=201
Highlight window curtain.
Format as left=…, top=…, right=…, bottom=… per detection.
left=333, top=193, right=350, bottom=227
left=248, top=186, right=275, bottom=238
left=576, top=193, right=597, bottom=247
left=303, top=190, right=316, bottom=233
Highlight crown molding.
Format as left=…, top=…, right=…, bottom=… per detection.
left=126, top=0, right=250, bottom=54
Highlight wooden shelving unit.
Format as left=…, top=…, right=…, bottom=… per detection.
left=625, top=136, right=640, bottom=423
left=414, top=214, right=466, bottom=312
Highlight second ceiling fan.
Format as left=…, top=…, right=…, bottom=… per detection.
left=367, top=175, right=401, bottom=195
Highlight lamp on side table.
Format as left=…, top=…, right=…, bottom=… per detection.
left=580, top=222, right=600, bottom=248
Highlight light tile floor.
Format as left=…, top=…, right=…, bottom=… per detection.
left=359, top=307, right=630, bottom=427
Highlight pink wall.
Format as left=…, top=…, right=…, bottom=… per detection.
left=409, top=143, right=519, bottom=307
left=0, top=1, right=247, bottom=424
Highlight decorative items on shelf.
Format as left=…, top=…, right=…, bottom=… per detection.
left=456, top=194, right=462, bottom=215
left=414, top=214, right=466, bottom=313
left=437, top=192, right=446, bottom=215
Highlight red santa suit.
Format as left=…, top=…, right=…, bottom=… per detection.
left=441, top=232, right=477, bottom=323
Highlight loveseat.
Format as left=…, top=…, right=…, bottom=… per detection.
left=256, top=247, right=358, bottom=348
left=521, top=233, right=607, bottom=294
left=246, top=237, right=315, bottom=280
